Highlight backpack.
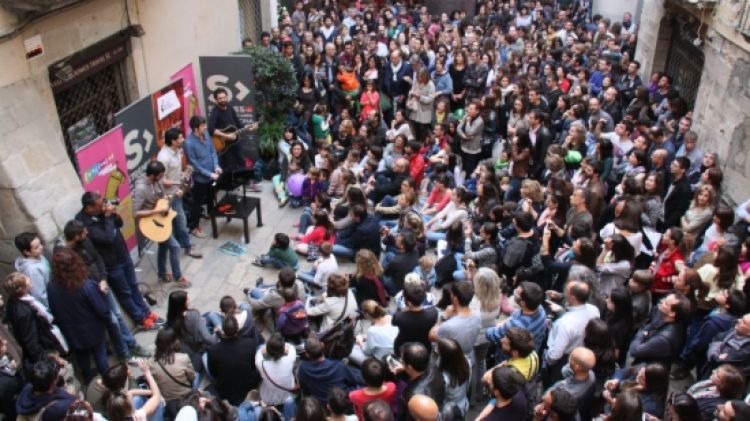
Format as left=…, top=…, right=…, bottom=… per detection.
left=277, top=300, right=309, bottom=337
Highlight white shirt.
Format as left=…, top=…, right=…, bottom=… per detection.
left=255, top=345, right=297, bottom=405
left=545, top=304, right=600, bottom=364
left=156, top=146, right=183, bottom=195
left=314, top=255, right=338, bottom=287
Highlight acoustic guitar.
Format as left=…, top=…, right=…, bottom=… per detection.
left=138, top=198, right=177, bottom=243
left=211, top=122, right=258, bottom=155
left=138, top=170, right=192, bottom=243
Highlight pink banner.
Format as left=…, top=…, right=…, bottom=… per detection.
left=76, top=126, right=137, bottom=251
left=171, top=63, right=201, bottom=136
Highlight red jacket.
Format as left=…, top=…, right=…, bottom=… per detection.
left=653, top=247, right=684, bottom=292
left=409, top=154, right=425, bottom=186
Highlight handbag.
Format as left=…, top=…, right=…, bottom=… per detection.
left=316, top=292, right=356, bottom=360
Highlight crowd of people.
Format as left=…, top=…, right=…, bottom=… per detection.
left=3, top=1, right=750, bottom=421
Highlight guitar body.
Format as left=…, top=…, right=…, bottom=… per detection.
left=139, top=199, right=177, bottom=242
left=211, top=123, right=257, bottom=155
left=211, top=125, right=239, bottom=155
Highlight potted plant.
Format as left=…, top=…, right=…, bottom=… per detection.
left=241, top=45, right=298, bottom=159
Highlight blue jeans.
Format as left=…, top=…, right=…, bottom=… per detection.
left=106, top=291, right=136, bottom=358
left=236, top=402, right=261, bottom=421
left=108, top=258, right=150, bottom=324
left=171, top=197, right=192, bottom=250
left=260, top=255, right=298, bottom=270
left=332, top=244, right=355, bottom=260
left=158, top=235, right=182, bottom=279
left=298, top=208, right=314, bottom=234
left=296, top=269, right=317, bottom=285
left=133, top=395, right=165, bottom=421
left=76, top=341, right=109, bottom=384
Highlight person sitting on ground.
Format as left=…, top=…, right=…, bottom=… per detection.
left=102, top=359, right=164, bottom=421
left=148, top=327, right=195, bottom=402
left=276, top=287, right=309, bottom=344
left=255, top=333, right=298, bottom=420
left=206, top=315, right=262, bottom=406
left=297, top=243, right=339, bottom=290
left=246, top=267, right=307, bottom=330
left=392, top=282, right=439, bottom=353
left=351, top=300, right=399, bottom=363
left=394, top=273, right=435, bottom=311
left=382, top=232, right=421, bottom=296
left=252, top=233, right=299, bottom=269
left=349, top=358, right=397, bottom=420
left=305, top=274, right=359, bottom=331
left=297, top=336, right=362, bottom=405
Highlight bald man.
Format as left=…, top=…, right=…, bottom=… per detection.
left=548, top=346, right=596, bottom=403
left=408, top=395, right=439, bottom=421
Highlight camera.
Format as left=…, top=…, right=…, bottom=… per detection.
left=104, top=198, right=120, bottom=206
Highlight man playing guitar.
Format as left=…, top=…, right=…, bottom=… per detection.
left=132, top=160, right=191, bottom=288
left=209, top=87, right=245, bottom=171
left=157, top=128, right=202, bottom=258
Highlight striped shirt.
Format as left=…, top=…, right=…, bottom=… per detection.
left=485, top=307, right=548, bottom=354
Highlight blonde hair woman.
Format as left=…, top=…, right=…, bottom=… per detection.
left=350, top=249, right=387, bottom=306
left=468, top=267, right=505, bottom=404
left=681, top=184, right=715, bottom=236
left=350, top=300, right=399, bottom=364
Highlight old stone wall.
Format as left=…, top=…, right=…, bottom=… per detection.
left=635, top=0, right=750, bottom=206
left=691, top=36, right=750, bottom=206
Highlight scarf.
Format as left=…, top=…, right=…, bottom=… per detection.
left=390, top=60, right=402, bottom=82
left=20, top=294, right=54, bottom=323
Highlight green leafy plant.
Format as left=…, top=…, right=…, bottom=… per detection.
left=240, top=46, right=298, bottom=158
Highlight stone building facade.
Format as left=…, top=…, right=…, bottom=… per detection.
left=635, top=0, right=750, bottom=206
left=0, top=0, right=251, bottom=275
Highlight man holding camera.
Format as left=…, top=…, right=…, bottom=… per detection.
left=76, top=191, right=163, bottom=330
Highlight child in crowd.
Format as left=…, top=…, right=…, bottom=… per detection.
left=301, top=167, right=324, bottom=207
left=276, top=287, right=308, bottom=344
left=413, top=255, right=437, bottom=289
left=395, top=273, right=435, bottom=310
left=253, top=233, right=299, bottom=269
left=297, top=243, right=338, bottom=291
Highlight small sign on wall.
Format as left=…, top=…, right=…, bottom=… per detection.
left=24, top=34, right=44, bottom=59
